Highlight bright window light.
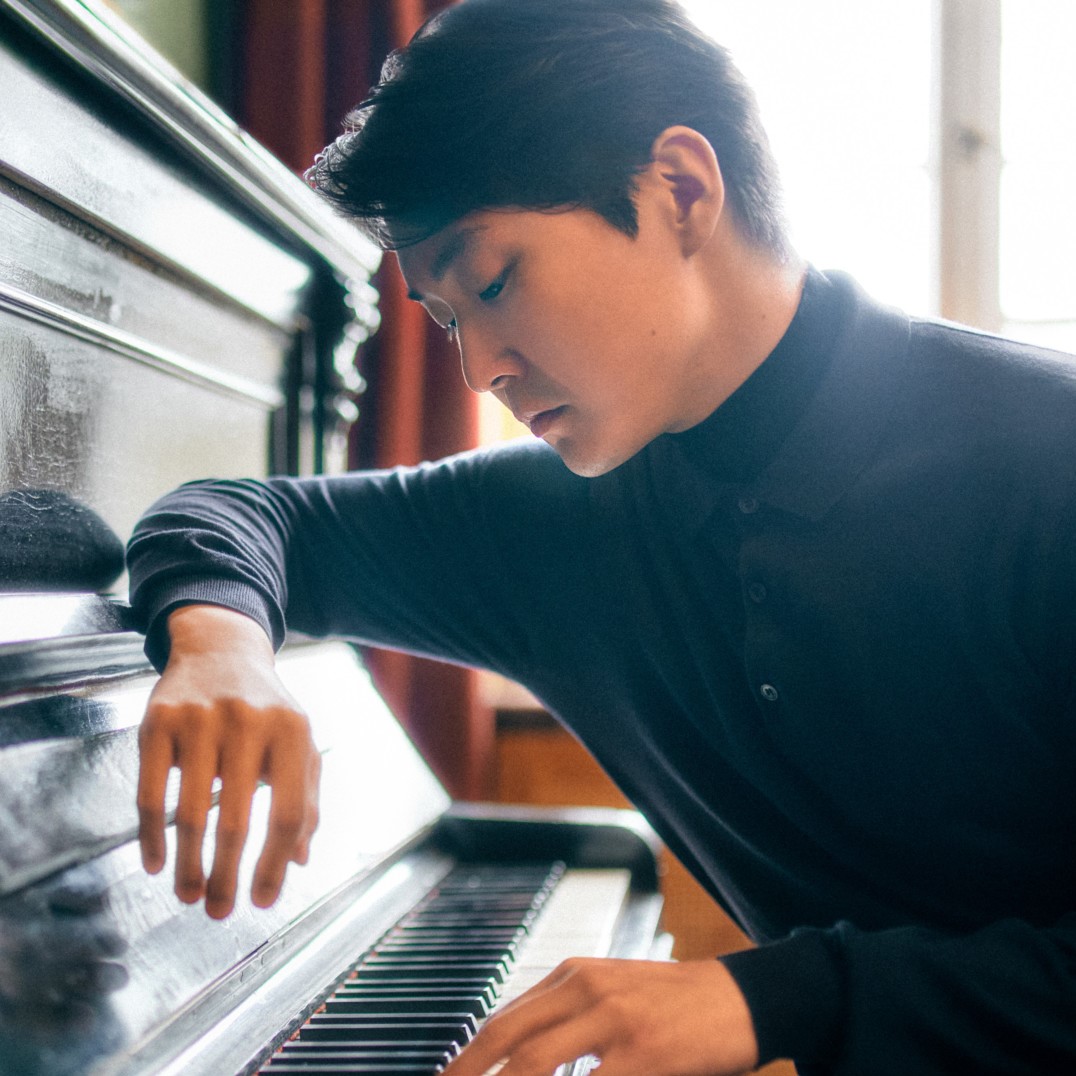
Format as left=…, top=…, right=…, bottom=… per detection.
left=682, top=0, right=934, bottom=316
left=999, top=0, right=1076, bottom=350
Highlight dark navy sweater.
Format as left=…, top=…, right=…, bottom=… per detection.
left=128, top=269, right=1076, bottom=1074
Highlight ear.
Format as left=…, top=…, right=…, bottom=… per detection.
left=645, top=125, right=724, bottom=256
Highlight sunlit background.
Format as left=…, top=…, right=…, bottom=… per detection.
left=107, top=0, right=1076, bottom=452
left=681, top=0, right=1076, bottom=351
left=477, top=0, right=1076, bottom=441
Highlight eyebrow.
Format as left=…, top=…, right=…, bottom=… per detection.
left=406, top=225, right=487, bottom=302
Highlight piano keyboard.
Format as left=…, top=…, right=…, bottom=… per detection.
left=258, top=861, right=631, bottom=1074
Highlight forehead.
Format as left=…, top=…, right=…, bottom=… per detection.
left=397, top=220, right=490, bottom=300
left=399, top=209, right=550, bottom=302
left=397, top=206, right=609, bottom=298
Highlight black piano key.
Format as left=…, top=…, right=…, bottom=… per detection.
left=397, top=914, right=536, bottom=929
left=413, top=894, right=544, bottom=909
left=359, top=959, right=510, bottom=985
left=321, top=996, right=488, bottom=1018
left=257, top=861, right=567, bottom=1075
left=416, top=896, right=541, bottom=911
left=363, top=951, right=510, bottom=963
left=385, top=928, right=525, bottom=943
left=354, top=962, right=508, bottom=984
left=309, top=1011, right=478, bottom=1037
left=371, top=945, right=517, bottom=963
left=331, top=995, right=493, bottom=1018
left=264, top=1065, right=438, bottom=1074
left=298, top=1019, right=472, bottom=1044
left=270, top=1039, right=454, bottom=1066
left=278, top=1044, right=453, bottom=1063
left=333, top=978, right=499, bottom=1004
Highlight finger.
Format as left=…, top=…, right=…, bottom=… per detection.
left=487, top=976, right=620, bottom=1076
left=485, top=958, right=579, bottom=1022
left=251, top=719, right=316, bottom=907
left=289, top=749, right=322, bottom=866
left=136, top=715, right=176, bottom=875
left=172, top=735, right=219, bottom=903
left=444, top=977, right=585, bottom=1075
left=204, top=726, right=264, bottom=919
left=463, top=1013, right=602, bottom=1076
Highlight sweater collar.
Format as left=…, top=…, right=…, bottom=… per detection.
left=644, top=268, right=910, bottom=529
left=669, top=265, right=843, bottom=484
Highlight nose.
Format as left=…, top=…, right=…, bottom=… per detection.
left=456, top=321, right=521, bottom=393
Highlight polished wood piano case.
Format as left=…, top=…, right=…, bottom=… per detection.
left=0, top=2, right=666, bottom=1073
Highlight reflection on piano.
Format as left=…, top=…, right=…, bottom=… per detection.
left=0, top=2, right=668, bottom=1073
left=0, top=629, right=664, bottom=1075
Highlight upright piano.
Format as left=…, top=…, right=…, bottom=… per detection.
left=0, top=1, right=666, bottom=1073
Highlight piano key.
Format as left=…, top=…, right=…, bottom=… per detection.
left=298, top=1019, right=473, bottom=1044
left=370, top=949, right=517, bottom=968
left=334, top=975, right=502, bottom=1004
left=264, top=1064, right=439, bottom=1073
left=308, top=1015, right=479, bottom=1043
left=278, top=1045, right=453, bottom=1063
left=395, top=914, right=538, bottom=929
left=353, top=962, right=509, bottom=984
left=373, top=941, right=518, bottom=956
left=391, top=921, right=526, bottom=933
left=321, top=996, right=489, bottom=1018
left=257, top=860, right=595, bottom=1075
left=282, top=1044, right=465, bottom=1069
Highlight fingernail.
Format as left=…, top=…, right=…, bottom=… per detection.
left=176, top=881, right=204, bottom=903
left=252, top=885, right=277, bottom=908
left=206, top=899, right=232, bottom=921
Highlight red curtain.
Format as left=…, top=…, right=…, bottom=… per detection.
left=235, top=0, right=493, bottom=801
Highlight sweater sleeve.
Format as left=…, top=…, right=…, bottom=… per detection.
left=126, top=440, right=584, bottom=673
left=721, top=912, right=1076, bottom=1074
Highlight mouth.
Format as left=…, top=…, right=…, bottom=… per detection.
left=521, top=406, right=567, bottom=438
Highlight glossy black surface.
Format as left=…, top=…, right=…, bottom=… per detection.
left=0, top=643, right=453, bottom=1076
left=0, top=5, right=664, bottom=1073
left=0, top=0, right=380, bottom=596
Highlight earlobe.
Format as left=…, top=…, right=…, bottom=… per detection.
left=648, top=125, right=724, bottom=256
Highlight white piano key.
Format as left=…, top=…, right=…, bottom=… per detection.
left=496, top=869, right=632, bottom=1003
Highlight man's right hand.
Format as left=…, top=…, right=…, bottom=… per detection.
left=136, top=604, right=322, bottom=920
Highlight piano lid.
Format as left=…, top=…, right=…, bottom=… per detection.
left=1, top=0, right=382, bottom=309
left=0, top=0, right=382, bottom=589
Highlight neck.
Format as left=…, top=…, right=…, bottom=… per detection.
left=672, top=227, right=806, bottom=432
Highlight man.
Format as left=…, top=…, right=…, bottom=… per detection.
left=126, top=1, right=1076, bottom=1072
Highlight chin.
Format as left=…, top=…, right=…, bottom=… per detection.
left=551, top=438, right=645, bottom=479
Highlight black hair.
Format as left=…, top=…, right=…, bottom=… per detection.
left=306, top=0, right=788, bottom=255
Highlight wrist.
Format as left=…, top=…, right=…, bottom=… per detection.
left=719, top=927, right=846, bottom=1068
left=166, top=603, right=275, bottom=663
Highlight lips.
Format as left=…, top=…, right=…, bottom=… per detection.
left=522, top=405, right=567, bottom=438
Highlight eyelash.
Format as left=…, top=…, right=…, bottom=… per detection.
left=442, top=262, right=514, bottom=343
left=479, top=274, right=507, bottom=302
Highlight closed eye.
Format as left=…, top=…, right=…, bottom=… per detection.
left=480, top=261, right=515, bottom=303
